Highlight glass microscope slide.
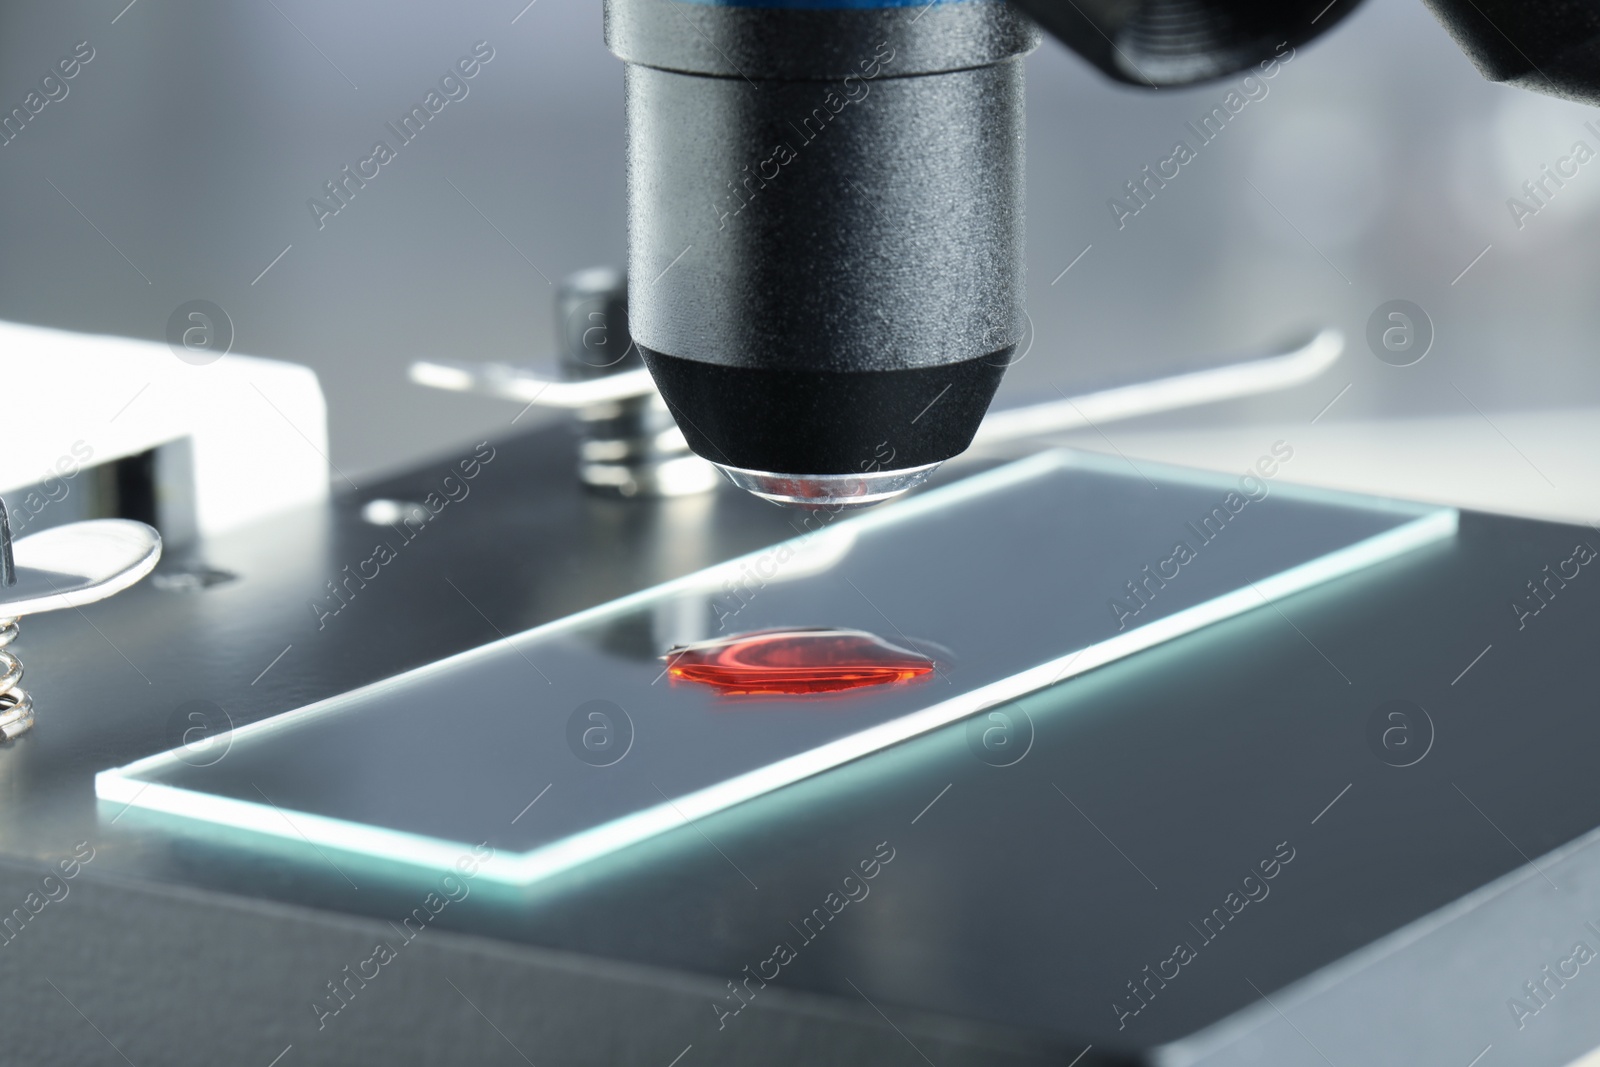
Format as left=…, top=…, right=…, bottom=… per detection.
left=98, top=449, right=1457, bottom=886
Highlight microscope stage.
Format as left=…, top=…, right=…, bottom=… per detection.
left=7, top=426, right=1592, bottom=1064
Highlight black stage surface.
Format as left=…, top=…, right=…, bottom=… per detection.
left=3, top=424, right=1599, bottom=1066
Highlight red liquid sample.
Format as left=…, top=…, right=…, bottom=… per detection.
left=665, top=628, right=936, bottom=695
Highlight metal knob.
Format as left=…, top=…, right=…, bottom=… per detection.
left=0, top=499, right=162, bottom=741
left=558, top=268, right=720, bottom=498
left=410, top=268, right=720, bottom=499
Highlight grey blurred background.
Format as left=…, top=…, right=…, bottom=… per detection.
left=0, top=0, right=1594, bottom=483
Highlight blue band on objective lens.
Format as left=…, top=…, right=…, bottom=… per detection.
left=673, top=0, right=982, bottom=8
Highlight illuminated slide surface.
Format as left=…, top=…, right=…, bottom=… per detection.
left=97, top=450, right=1456, bottom=886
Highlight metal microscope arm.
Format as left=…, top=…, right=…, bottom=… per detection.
left=1011, top=0, right=1600, bottom=103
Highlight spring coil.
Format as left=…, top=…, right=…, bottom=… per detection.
left=0, top=618, right=33, bottom=741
